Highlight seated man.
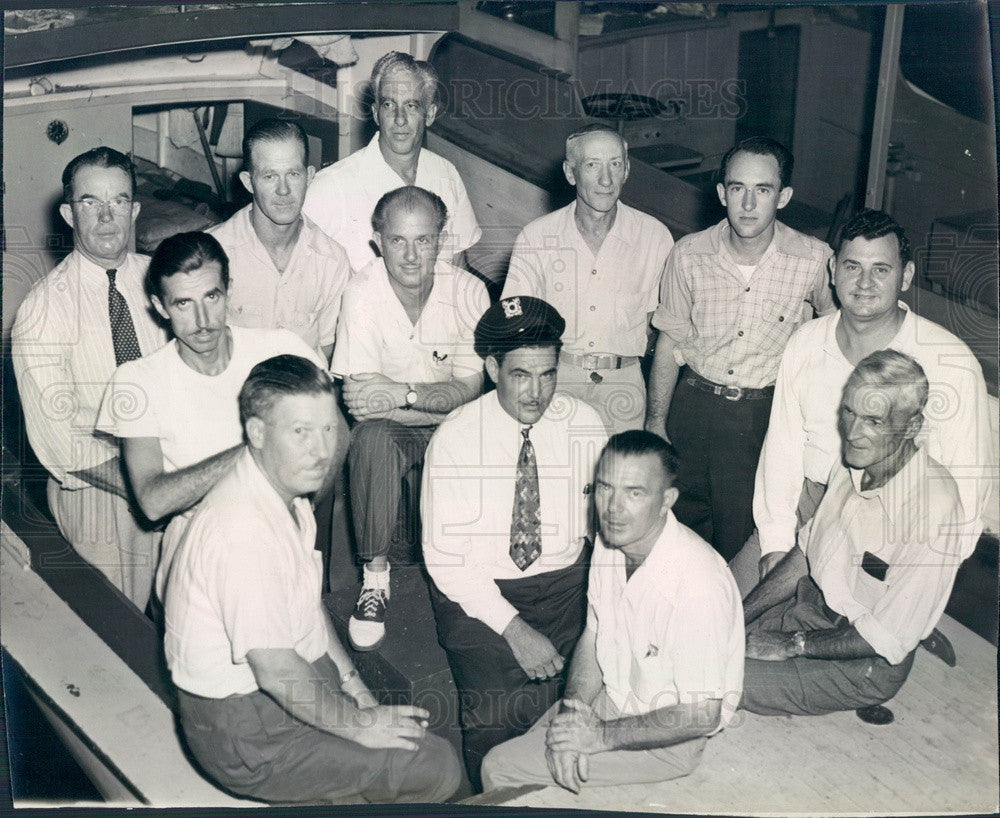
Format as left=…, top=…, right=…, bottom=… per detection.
left=740, top=209, right=994, bottom=596
left=332, top=186, right=488, bottom=652
left=422, top=296, right=608, bottom=789
left=96, top=231, right=347, bottom=599
left=481, top=431, right=744, bottom=792
left=741, top=350, right=965, bottom=716
left=164, top=355, right=460, bottom=804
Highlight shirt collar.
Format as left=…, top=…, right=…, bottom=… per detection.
left=823, top=301, right=913, bottom=356
left=74, top=249, right=126, bottom=283
left=235, top=448, right=313, bottom=538
left=846, top=445, right=927, bottom=523
left=567, top=200, right=629, bottom=247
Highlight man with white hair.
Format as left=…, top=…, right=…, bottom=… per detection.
left=502, top=123, right=674, bottom=434
left=303, top=50, right=481, bottom=271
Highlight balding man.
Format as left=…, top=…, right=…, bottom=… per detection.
left=502, top=123, right=674, bottom=434
left=303, top=51, right=481, bottom=272
left=741, top=350, right=967, bottom=716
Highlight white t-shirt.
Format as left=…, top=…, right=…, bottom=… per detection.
left=97, top=325, right=323, bottom=471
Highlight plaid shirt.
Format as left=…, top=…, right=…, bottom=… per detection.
left=652, top=219, right=834, bottom=389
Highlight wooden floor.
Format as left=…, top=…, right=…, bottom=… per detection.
left=469, top=613, right=999, bottom=814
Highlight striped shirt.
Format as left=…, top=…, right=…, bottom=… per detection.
left=11, top=251, right=167, bottom=489
left=652, top=219, right=834, bottom=388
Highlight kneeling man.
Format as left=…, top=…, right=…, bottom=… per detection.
left=164, top=355, right=460, bottom=804
left=741, top=350, right=965, bottom=716
left=481, top=431, right=744, bottom=792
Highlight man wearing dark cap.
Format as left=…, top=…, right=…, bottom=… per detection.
left=422, top=295, right=608, bottom=790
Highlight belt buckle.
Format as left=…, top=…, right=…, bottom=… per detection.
left=722, top=386, right=743, bottom=401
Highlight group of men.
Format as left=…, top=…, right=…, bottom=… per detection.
left=11, top=46, right=995, bottom=805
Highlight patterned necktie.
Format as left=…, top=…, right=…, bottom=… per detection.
left=510, top=425, right=542, bottom=571
left=106, top=268, right=142, bottom=366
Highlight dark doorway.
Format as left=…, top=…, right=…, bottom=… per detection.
left=736, top=24, right=801, bottom=151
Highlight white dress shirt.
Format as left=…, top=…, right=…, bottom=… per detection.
left=208, top=204, right=351, bottom=354
left=422, top=391, right=608, bottom=634
left=330, top=257, right=488, bottom=384
left=754, top=303, right=996, bottom=559
left=502, top=201, right=673, bottom=357
left=804, top=448, right=964, bottom=665
left=588, top=511, right=744, bottom=726
left=11, top=251, right=167, bottom=488
left=303, top=133, right=482, bottom=272
left=164, top=449, right=329, bottom=698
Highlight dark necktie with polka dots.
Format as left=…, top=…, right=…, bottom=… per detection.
left=106, top=268, right=142, bottom=366
left=510, top=425, right=542, bottom=571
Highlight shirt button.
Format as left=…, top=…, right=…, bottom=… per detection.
left=591, top=269, right=597, bottom=276
left=778, top=316, right=785, bottom=322
left=745, top=287, right=751, bottom=293
left=738, top=330, right=744, bottom=337
left=589, top=305, right=596, bottom=311
left=728, top=369, right=734, bottom=375
left=588, top=341, right=595, bottom=347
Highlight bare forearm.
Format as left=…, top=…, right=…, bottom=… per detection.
left=563, top=629, right=603, bottom=707
left=644, top=332, right=680, bottom=429
left=412, top=375, right=482, bottom=415
left=133, top=444, right=243, bottom=521
left=70, top=457, right=128, bottom=499
left=743, top=545, right=806, bottom=625
left=600, top=699, right=721, bottom=752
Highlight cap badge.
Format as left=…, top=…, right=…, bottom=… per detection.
left=501, top=297, right=523, bottom=319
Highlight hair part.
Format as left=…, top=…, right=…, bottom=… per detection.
left=846, top=349, right=929, bottom=419
left=601, top=430, right=680, bottom=489
left=242, top=118, right=309, bottom=173
left=371, top=185, right=448, bottom=235
left=239, top=354, right=336, bottom=428
left=719, top=136, right=794, bottom=189
left=565, top=123, right=628, bottom=164
left=62, top=146, right=136, bottom=202
left=370, top=50, right=440, bottom=109
left=145, top=231, right=230, bottom=300
left=835, top=208, right=912, bottom=265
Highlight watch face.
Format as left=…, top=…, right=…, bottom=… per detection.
left=406, top=389, right=418, bottom=406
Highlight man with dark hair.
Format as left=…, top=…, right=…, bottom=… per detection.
left=331, top=185, right=488, bottom=652
left=740, top=350, right=967, bottom=716
left=738, top=208, right=994, bottom=594
left=502, top=123, right=674, bottom=434
left=209, top=117, right=350, bottom=363
left=164, top=354, right=461, bottom=805
left=304, top=50, right=480, bottom=271
left=422, top=295, right=608, bottom=789
left=12, top=146, right=166, bottom=609
left=645, top=136, right=835, bottom=561
left=96, top=231, right=346, bottom=600
left=480, top=430, right=743, bottom=792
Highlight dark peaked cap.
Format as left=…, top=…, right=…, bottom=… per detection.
left=474, top=296, right=566, bottom=359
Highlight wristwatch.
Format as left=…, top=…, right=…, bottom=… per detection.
left=340, top=668, right=360, bottom=686
left=792, top=630, right=807, bottom=656
left=402, top=384, right=418, bottom=409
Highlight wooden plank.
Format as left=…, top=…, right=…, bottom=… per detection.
left=0, top=522, right=255, bottom=807
left=476, top=614, right=998, bottom=814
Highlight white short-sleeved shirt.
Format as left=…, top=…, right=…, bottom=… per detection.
left=422, top=390, right=608, bottom=634
left=805, top=448, right=965, bottom=666
left=502, top=201, right=673, bottom=357
left=164, top=450, right=328, bottom=698
left=97, top=325, right=323, bottom=472
left=208, top=205, right=351, bottom=354
left=302, top=133, right=482, bottom=272
left=588, top=512, right=745, bottom=726
left=330, top=257, right=489, bottom=384
left=754, top=303, right=995, bottom=559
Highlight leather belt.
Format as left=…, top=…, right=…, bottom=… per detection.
left=561, top=351, right=639, bottom=370
left=683, top=368, right=774, bottom=401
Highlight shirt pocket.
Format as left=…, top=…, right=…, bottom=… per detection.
left=614, top=291, right=650, bottom=335
left=228, top=303, right=265, bottom=329
left=764, top=297, right=804, bottom=328
left=290, top=309, right=320, bottom=330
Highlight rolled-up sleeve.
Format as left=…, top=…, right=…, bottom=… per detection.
left=650, top=248, right=694, bottom=343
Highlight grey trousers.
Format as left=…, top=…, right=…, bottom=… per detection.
left=740, top=576, right=915, bottom=716
left=480, top=690, right=707, bottom=790
left=177, top=685, right=461, bottom=804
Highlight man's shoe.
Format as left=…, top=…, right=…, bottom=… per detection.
left=920, top=627, right=957, bottom=667
left=348, top=565, right=390, bottom=651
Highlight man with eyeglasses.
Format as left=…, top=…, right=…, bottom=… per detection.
left=12, top=146, right=167, bottom=610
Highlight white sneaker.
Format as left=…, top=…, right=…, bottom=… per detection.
left=348, top=564, right=390, bottom=651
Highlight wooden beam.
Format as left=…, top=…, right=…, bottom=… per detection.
left=864, top=4, right=905, bottom=209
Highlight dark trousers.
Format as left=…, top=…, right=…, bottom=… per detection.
left=348, top=419, right=436, bottom=562
left=177, top=684, right=461, bottom=804
left=741, top=576, right=915, bottom=716
left=429, top=548, right=590, bottom=791
left=666, top=371, right=773, bottom=561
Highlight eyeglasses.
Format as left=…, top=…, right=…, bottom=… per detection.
left=69, top=196, right=134, bottom=216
